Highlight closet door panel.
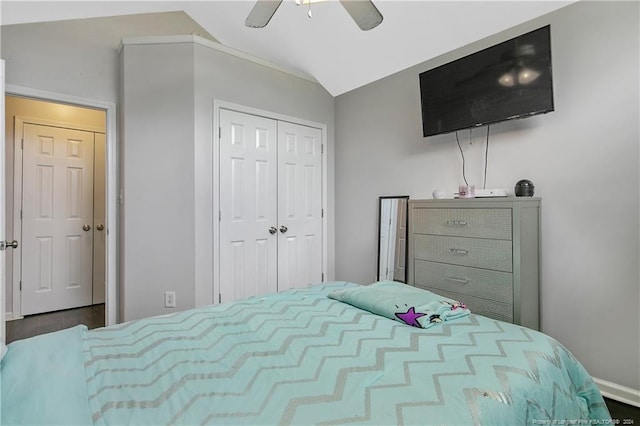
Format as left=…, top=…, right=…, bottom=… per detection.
left=219, top=109, right=278, bottom=302
left=277, top=121, right=323, bottom=291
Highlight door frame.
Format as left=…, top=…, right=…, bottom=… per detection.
left=1, top=60, right=6, bottom=344
left=210, top=100, right=328, bottom=306
left=13, top=116, right=104, bottom=316
left=5, top=85, right=117, bottom=326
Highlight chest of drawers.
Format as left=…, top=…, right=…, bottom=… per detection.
left=407, top=198, right=540, bottom=330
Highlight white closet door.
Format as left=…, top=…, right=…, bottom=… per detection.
left=21, top=123, right=95, bottom=315
left=219, top=109, right=278, bottom=302
left=277, top=121, right=323, bottom=291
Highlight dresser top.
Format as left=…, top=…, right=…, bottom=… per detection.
left=410, top=197, right=541, bottom=208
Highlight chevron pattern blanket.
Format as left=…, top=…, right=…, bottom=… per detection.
left=2, top=282, right=610, bottom=425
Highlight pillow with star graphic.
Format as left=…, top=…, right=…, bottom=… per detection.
left=328, top=280, right=470, bottom=329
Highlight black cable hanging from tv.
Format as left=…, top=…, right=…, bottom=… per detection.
left=483, top=125, right=490, bottom=189
left=457, top=125, right=491, bottom=189
left=455, top=131, right=469, bottom=186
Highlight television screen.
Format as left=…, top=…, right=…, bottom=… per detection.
left=419, top=25, right=554, bottom=137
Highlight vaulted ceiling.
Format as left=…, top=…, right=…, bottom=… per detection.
left=0, top=1, right=575, bottom=96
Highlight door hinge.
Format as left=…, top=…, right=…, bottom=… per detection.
left=20, top=209, right=23, bottom=220
left=21, top=138, right=24, bottom=149
left=219, top=127, right=222, bottom=138
left=321, top=273, right=325, bottom=282
left=321, top=144, right=324, bottom=154
left=321, top=208, right=324, bottom=218
left=19, top=281, right=22, bottom=291
left=218, top=293, right=222, bottom=304
left=219, top=210, right=222, bottom=222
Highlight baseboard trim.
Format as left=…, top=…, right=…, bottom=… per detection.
left=5, top=312, right=23, bottom=322
left=594, top=377, right=640, bottom=407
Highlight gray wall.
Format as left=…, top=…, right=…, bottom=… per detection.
left=0, top=12, right=215, bottom=103
left=120, top=42, right=196, bottom=321
left=335, top=1, right=639, bottom=390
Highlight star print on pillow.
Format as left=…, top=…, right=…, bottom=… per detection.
left=395, top=307, right=427, bottom=327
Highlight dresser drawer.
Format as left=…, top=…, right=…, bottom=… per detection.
left=413, top=208, right=512, bottom=240
left=415, top=285, right=513, bottom=323
left=414, top=234, right=513, bottom=272
left=414, top=260, right=513, bottom=305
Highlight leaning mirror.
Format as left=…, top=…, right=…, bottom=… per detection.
left=377, top=196, right=409, bottom=283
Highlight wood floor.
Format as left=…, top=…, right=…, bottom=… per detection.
left=3, top=304, right=638, bottom=423
left=606, top=397, right=640, bottom=425
left=5, top=304, right=104, bottom=344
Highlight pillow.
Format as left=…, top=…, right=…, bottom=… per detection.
left=328, top=280, right=470, bottom=328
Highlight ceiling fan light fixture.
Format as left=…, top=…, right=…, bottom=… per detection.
left=295, top=0, right=330, bottom=5
left=246, top=0, right=383, bottom=31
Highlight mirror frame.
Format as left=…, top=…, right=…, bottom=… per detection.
left=376, top=195, right=410, bottom=283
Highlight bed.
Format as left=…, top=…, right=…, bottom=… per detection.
left=1, top=281, right=610, bottom=425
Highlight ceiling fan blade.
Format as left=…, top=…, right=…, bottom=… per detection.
left=245, top=0, right=283, bottom=28
left=339, top=0, right=383, bottom=31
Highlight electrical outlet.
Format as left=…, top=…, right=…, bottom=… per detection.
left=164, top=291, right=176, bottom=308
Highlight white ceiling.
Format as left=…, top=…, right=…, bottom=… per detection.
left=0, top=0, right=575, bottom=96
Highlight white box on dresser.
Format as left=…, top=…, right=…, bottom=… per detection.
left=407, top=197, right=541, bottom=330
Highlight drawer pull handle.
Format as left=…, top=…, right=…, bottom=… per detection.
left=446, top=220, right=468, bottom=226
left=448, top=248, right=469, bottom=255
left=445, top=277, right=469, bottom=284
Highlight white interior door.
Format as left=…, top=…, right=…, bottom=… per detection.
left=21, top=123, right=95, bottom=315
left=276, top=121, right=323, bottom=291
left=219, top=109, right=278, bottom=302
left=1, top=60, right=6, bottom=343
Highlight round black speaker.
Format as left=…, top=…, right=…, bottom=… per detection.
left=515, top=179, right=535, bottom=197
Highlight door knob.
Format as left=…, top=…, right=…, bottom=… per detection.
left=0, top=240, right=18, bottom=250
left=96, top=224, right=104, bottom=231
left=269, top=226, right=277, bottom=235
left=279, top=225, right=288, bottom=233
left=83, top=224, right=91, bottom=232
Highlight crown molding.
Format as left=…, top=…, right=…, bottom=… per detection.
left=119, top=35, right=318, bottom=84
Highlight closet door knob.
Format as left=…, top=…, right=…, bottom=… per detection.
left=279, top=226, right=288, bottom=234
left=269, top=226, right=277, bottom=235
left=1, top=240, right=18, bottom=250
left=96, top=224, right=104, bottom=231
left=83, top=224, right=91, bottom=232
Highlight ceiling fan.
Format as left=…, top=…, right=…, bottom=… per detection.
left=245, top=0, right=383, bottom=31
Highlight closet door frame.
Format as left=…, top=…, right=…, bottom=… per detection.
left=211, top=101, right=328, bottom=305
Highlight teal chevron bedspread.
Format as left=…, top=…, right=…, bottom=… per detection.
left=2, top=282, right=610, bottom=425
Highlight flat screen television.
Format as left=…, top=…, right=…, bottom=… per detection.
left=419, top=25, right=554, bottom=137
